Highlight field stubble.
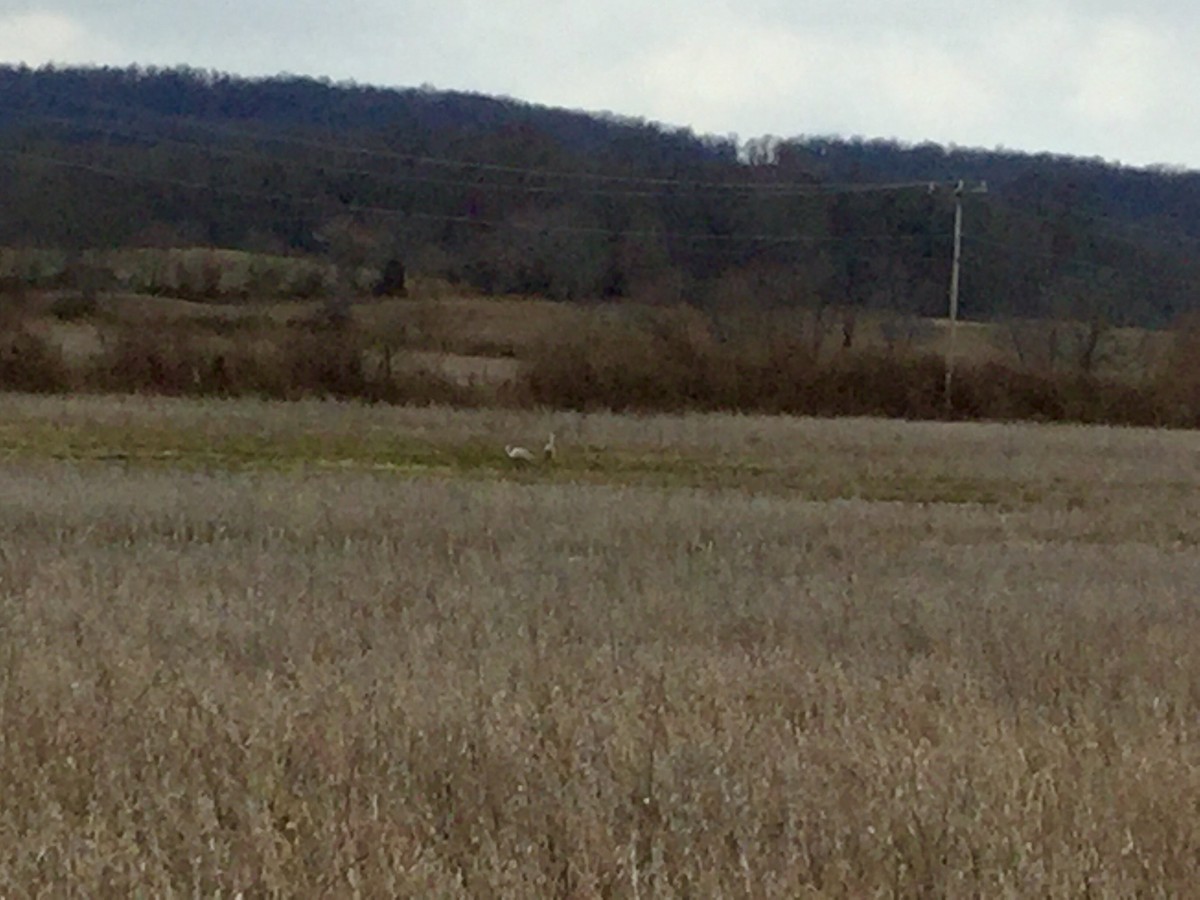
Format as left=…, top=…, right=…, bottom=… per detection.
left=0, top=395, right=1198, bottom=895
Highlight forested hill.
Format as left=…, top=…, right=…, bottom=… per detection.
left=1, top=64, right=1198, bottom=328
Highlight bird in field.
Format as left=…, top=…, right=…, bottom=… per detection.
left=543, top=432, right=557, bottom=463
left=505, top=444, right=536, bottom=466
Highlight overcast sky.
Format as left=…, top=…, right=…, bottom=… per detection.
left=1, top=1, right=1197, bottom=170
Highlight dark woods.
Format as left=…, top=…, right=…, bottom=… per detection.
left=2, top=65, right=1198, bottom=328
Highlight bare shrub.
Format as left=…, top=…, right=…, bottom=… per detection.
left=74, top=319, right=481, bottom=406
left=90, top=330, right=206, bottom=396
left=1156, top=314, right=1200, bottom=426
left=526, top=313, right=725, bottom=412
left=951, top=363, right=1067, bottom=422
left=50, top=291, right=100, bottom=321
left=169, top=252, right=226, bottom=302
left=0, top=328, right=72, bottom=393
left=280, top=330, right=371, bottom=399
left=304, top=297, right=355, bottom=333
left=525, top=312, right=944, bottom=419
left=372, top=256, right=408, bottom=297
left=526, top=310, right=1183, bottom=427
left=809, top=351, right=945, bottom=419
left=0, top=277, right=33, bottom=328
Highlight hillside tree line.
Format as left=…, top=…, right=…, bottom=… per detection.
left=0, top=64, right=1198, bottom=333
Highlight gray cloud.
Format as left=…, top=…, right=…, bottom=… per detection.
left=1, top=1, right=1197, bottom=168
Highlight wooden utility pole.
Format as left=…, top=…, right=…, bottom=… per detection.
left=943, top=179, right=987, bottom=410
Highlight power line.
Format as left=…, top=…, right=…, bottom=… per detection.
left=6, top=108, right=959, bottom=197
left=983, top=197, right=1200, bottom=255
left=14, top=102, right=1200, bottom=252
left=966, top=233, right=1154, bottom=273
left=963, top=234, right=1200, bottom=298
left=9, top=118, right=772, bottom=200
left=0, top=147, right=953, bottom=246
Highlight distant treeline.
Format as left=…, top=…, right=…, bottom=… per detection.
left=2, top=64, right=1200, bottom=329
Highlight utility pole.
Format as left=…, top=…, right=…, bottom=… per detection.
left=943, top=179, right=987, bottom=411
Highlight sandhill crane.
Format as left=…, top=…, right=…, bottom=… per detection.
left=505, top=444, right=536, bottom=466
left=543, top=432, right=556, bottom=463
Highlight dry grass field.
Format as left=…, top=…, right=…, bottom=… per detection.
left=1, top=394, right=1198, bottom=895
